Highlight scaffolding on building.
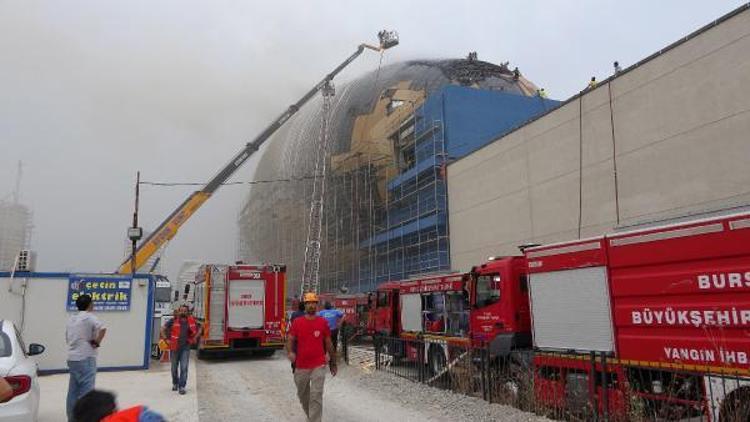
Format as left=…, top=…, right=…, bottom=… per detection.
left=313, top=101, right=450, bottom=294
left=238, top=60, right=550, bottom=296
left=365, top=113, right=450, bottom=290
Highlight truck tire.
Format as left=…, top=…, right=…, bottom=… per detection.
left=720, top=387, right=750, bottom=422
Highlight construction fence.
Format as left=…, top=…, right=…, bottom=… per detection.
left=341, top=335, right=750, bottom=421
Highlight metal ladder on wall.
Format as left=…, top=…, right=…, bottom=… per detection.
left=300, top=81, right=335, bottom=295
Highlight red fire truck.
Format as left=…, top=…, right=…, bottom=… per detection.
left=192, top=264, right=286, bottom=358
left=335, top=293, right=369, bottom=328
left=367, top=256, right=531, bottom=372
left=289, top=293, right=368, bottom=337
left=290, top=293, right=367, bottom=323
left=526, top=212, right=750, bottom=420
left=367, top=211, right=750, bottom=419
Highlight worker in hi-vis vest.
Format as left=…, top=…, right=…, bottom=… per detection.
left=161, top=304, right=201, bottom=395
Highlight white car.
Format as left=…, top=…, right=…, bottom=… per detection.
left=0, top=320, right=45, bottom=422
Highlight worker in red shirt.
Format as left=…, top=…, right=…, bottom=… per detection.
left=287, top=292, right=336, bottom=422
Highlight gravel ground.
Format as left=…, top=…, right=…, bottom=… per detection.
left=196, top=350, right=549, bottom=422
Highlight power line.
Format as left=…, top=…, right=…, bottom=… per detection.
left=139, top=153, right=394, bottom=188
left=139, top=174, right=322, bottom=187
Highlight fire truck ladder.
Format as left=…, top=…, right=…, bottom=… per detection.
left=300, top=81, right=335, bottom=295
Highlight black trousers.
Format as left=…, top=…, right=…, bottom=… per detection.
left=331, top=329, right=339, bottom=352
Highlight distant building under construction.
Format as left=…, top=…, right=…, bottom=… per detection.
left=237, top=58, right=558, bottom=295
left=0, top=201, right=32, bottom=271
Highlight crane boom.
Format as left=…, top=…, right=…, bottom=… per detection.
left=117, top=31, right=399, bottom=274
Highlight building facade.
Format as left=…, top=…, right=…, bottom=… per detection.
left=237, top=58, right=557, bottom=295
left=447, top=5, right=750, bottom=272
left=0, top=201, right=32, bottom=271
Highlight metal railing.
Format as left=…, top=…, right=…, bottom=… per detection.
left=342, top=335, right=750, bottom=421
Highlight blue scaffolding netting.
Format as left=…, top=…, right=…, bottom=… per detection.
left=355, top=86, right=559, bottom=292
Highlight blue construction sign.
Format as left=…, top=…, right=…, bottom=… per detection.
left=67, top=274, right=133, bottom=312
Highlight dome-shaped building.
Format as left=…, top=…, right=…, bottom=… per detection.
left=237, top=58, right=557, bottom=295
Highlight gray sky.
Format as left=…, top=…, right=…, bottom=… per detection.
left=0, top=0, right=745, bottom=280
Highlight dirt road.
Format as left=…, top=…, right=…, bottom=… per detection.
left=196, top=351, right=547, bottom=422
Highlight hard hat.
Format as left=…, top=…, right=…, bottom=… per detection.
left=303, top=292, right=319, bottom=303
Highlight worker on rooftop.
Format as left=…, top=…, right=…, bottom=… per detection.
left=588, top=76, right=597, bottom=90
left=287, top=292, right=336, bottom=422
left=614, top=61, right=623, bottom=75
left=537, top=88, right=548, bottom=98
left=512, top=67, right=521, bottom=81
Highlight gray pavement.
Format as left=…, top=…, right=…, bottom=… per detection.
left=38, top=355, right=198, bottom=421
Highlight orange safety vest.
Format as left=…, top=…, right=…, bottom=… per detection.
left=169, top=316, right=198, bottom=351
left=101, top=406, right=142, bottom=422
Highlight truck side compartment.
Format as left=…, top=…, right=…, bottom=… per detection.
left=524, top=212, right=750, bottom=420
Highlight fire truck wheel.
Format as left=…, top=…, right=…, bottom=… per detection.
left=720, top=386, right=750, bottom=422
left=428, top=346, right=446, bottom=376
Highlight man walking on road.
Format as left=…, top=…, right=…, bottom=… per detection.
left=161, top=304, right=201, bottom=395
left=318, top=302, right=344, bottom=354
left=287, top=292, right=337, bottom=422
left=289, top=300, right=306, bottom=373
left=290, top=300, right=306, bottom=322
left=66, top=294, right=107, bottom=420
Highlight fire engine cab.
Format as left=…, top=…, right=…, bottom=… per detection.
left=368, top=256, right=531, bottom=371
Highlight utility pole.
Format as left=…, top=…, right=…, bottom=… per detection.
left=127, top=171, right=143, bottom=276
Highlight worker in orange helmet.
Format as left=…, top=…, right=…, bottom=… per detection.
left=286, top=292, right=336, bottom=422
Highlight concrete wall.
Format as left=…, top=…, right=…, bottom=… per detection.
left=0, top=273, right=153, bottom=372
left=448, top=6, right=750, bottom=272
